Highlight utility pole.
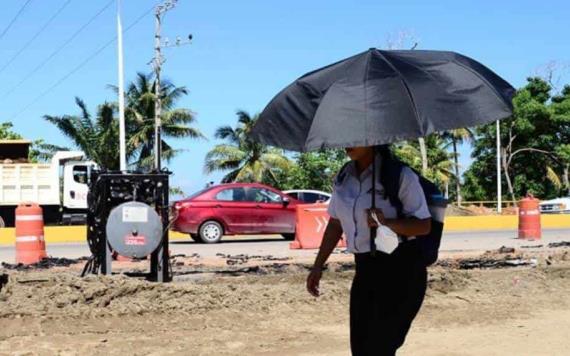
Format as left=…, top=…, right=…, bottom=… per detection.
left=153, top=3, right=168, bottom=171
left=152, top=0, right=192, bottom=171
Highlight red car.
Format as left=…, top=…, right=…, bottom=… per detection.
left=172, top=183, right=300, bottom=243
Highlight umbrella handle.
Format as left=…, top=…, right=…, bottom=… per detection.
left=370, top=150, right=377, bottom=256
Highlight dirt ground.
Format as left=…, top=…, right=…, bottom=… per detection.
left=1, top=247, right=569, bottom=356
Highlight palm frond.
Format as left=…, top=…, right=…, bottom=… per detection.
left=161, top=108, right=197, bottom=124
left=236, top=110, right=254, bottom=126
left=204, top=145, right=246, bottom=174
left=161, top=125, right=205, bottom=139
left=221, top=169, right=242, bottom=183
left=214, top=126, right=239, bottom=142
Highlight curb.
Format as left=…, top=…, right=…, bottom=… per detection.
left=0, top=215, right=568, bottom=246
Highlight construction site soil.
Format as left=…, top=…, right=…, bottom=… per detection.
left=1, top=247, right=569, bottom=355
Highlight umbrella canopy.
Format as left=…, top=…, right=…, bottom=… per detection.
left=250, top=48, right=515, bottom=152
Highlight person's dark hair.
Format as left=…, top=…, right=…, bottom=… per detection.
left=374, top=144, right=392, bottom=159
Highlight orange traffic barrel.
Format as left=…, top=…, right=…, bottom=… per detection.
left=290, top=203, right=346, bottom=249
left=15, top=203, right=47, bottom=264
left=518, top=195, right=541, bottom=240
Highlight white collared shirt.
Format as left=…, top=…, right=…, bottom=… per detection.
left=327, top=156, right=431, bottom=254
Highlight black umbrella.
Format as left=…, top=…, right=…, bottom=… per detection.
left=250, top=48, right=515, bottom=253
left=250, top=48, right=515, bottom=151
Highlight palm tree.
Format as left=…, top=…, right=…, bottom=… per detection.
left=441, top=128, right=474, bottom=206
left=394, top=134, right=456, bottom=195
left=204, top=110, right=290, bottom=183
left=44, top=98, right=121, bottom=169
left=111, top=72, right=204, bottom=170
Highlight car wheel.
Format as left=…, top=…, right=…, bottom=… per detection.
left=189, top=233, right=201, bottom=242
left=199, top=221, right=223, bottom=244
left=282, top=233, right=296, bottom=241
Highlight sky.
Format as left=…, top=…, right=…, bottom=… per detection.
left=1, top=0, right=569, bottom=197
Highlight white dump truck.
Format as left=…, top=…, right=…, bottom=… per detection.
left=0, top=140, right=95, bottom=227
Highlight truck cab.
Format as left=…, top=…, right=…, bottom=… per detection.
left=60, top=160, right=94, bottom=224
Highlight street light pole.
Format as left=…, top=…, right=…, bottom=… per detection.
left=496, top=120, right=502, bottom=213
left=117, top=0, right=127, bottom=171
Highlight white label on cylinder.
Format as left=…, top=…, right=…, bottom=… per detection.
left=122, top=207, right=148, bottom=223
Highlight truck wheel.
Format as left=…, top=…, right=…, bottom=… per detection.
left=282, top=233, right=296, bottom=241
left=190, top=233, right=201, bottom=243
left=199, top=221, right=223, bottom=244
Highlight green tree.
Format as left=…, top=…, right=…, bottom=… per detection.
left=0, top=122, right=23, bottom=140
left=463, top=77, right=570, bottom=202
left=204, top=110, right=290, bottom=183
left=550, top=85, right=570, bottom=193
left=44, top=98, right=121, bottom=170
left=273, top=150, right=348, bottom=192
left=117, top=72, right=205, bottom=170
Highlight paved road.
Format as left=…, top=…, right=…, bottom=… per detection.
left=1, top=229, right=568, bottom=264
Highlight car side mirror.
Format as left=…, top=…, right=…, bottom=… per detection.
left=282, top=197, right=290, bottom=206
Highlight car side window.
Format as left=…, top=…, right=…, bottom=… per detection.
left=246, top=188, right=283, bottom=204
left=286, top=192, right=298, bottom=199
left=319, top=194, right=330, bottom=202
left=303, top=192, right=321, bottom=203
left=215, top=188, right=246, bottom=201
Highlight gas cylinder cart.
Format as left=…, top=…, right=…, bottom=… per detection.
left=82, top=171, right=172, bottom=282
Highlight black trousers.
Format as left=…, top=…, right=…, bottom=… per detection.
left=350, top=241, right=427, bottom=356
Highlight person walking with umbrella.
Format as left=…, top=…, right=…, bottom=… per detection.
left=309, top=144, right=433, bottom=355
left=250, top=48, right=514, bottom=355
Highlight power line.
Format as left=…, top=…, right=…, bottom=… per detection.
left=0, top=0, right=73, bottom=76
left=9, top=5, right=155, bottom=121
left=0, top=0, right=34, bottom=41
left=1, top=0, right=115, bottom=101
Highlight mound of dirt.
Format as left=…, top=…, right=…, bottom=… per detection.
left=0, top=266, right=349, bottom=319
left=445, top=205, right=479, bottom=216
left=1, top=250, right=570, bottom=355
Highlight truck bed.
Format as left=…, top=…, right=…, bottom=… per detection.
left=0, top=163, right=59, bottom=206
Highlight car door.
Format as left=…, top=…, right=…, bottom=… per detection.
left=246, top=187, right=295, bottom=234
left=213, top=187, right=258, bottom=234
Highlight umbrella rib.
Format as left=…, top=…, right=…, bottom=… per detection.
left=375, top=51, right=424, bottom=135
left=451, top=58, right=513, bottom=112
